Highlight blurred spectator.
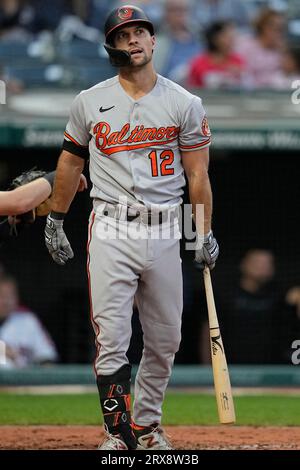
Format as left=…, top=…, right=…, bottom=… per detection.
left=286, top=286, right=300, bottom=317
left=236, top=8, right=287, bottom=88
left=0, top=276, right=58, bottom=368
left=0, top=0, right=34, bottom=41
left=84, top=0, right=115, bottom=31
left=154, top=0, right=201, bottom=82
left=221, top=249, right=287, bottom=364
left=31, top=1, right=102, bottom=45
left=0, top=66, right=24, bottom=94
left=269, top=45, right=300, bottom=89
left=191, top=0, right=251, bottom=33
left=55, top=15, right=102, bottom=43
left=30, top=0, right=72, bottom=33
left=0, top=0, right=71, bottom=41
left=187, top=21, right=244, bottom=89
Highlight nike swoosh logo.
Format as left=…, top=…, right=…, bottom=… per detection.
left=99, top=105, right=115, bottom=113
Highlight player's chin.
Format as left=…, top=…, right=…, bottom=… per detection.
left=130, top=54, right=143, bottom=62
left=130, top=54, right=150, bottom=67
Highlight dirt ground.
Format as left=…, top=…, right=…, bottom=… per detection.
left=1, top=426, right=300, bottom=450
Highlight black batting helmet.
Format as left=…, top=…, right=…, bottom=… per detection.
left=104, top=5, right=155, bottom=67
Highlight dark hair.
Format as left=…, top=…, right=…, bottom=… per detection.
left=253, top=8, right=284, bottom=36
left=205, top=21, right=234, bottom=52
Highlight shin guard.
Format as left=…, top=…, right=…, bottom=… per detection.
left=96, top=364, right=137, bottom=450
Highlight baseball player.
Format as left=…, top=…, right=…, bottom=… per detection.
left=44, top=5, right=219, bottom=450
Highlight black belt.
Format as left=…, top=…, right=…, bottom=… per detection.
left=103, top=207, right=164, bottom=225
left=126, top=210, right=163, bottom=225
left=94, top=200, right=178, bottom=226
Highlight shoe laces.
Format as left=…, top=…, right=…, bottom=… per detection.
left=101, top=424, right=127, bottom=449
left=146, top=424, right=172, bottom=447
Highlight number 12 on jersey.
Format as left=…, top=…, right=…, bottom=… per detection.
left=148, top=150, right=174, bottom=177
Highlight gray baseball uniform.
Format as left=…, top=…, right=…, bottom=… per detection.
left=64, top=74, right=211, bottom=425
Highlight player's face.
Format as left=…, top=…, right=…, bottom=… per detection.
left=114, top=25, right=155, bottom=67
left=241, top=251, right=275, bottom=284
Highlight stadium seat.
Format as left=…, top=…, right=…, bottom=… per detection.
left=0, top=41, right=30, bottom=63
left=3, top=64, right=72, bottom=88
left=79, top=67, right=115, bottom=87
left=4, top=59, right=115, bottom=88
left=57, top=39, right=103, bottom=62
left=78, top=60, right=115, bottom=87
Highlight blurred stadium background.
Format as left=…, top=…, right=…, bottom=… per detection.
left=0, top=0, right=300, bottom=397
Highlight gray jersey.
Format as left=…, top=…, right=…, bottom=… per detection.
left=64, top=74, right=211, bottom=209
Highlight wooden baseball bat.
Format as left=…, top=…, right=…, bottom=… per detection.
left=203, top=266, right=236, bottom=424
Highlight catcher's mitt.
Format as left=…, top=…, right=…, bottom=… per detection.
left=10, top=168, right=47, bottom=190
left=9, top=167, right=47, bottom=235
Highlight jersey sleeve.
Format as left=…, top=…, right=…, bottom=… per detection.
left=63, top=93, right=90, bottom=160
left=179, top=96, right=211, bottom=152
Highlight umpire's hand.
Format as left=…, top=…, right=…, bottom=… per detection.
left=45, top=212, right=74, bottom=265
left=194, top=230, right=219, bottom=270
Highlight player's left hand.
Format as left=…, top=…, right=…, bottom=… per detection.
left=194, top=230, right=219, bottom=270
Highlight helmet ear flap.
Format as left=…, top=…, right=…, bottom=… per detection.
left=104, top=44, right=131, bottom=67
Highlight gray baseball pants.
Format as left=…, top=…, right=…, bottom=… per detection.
left=87, top=201, right=183, bottom=425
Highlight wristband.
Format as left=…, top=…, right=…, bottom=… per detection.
left=50, top=211, right=66, bottom=220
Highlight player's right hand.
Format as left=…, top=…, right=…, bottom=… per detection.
left=45, top=213, right=74, bottom=266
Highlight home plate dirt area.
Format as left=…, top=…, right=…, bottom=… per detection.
left=1, top=425, right=300, bottom=450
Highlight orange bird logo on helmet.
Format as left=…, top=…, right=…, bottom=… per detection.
left=118, top=7, right=134, bottom=20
